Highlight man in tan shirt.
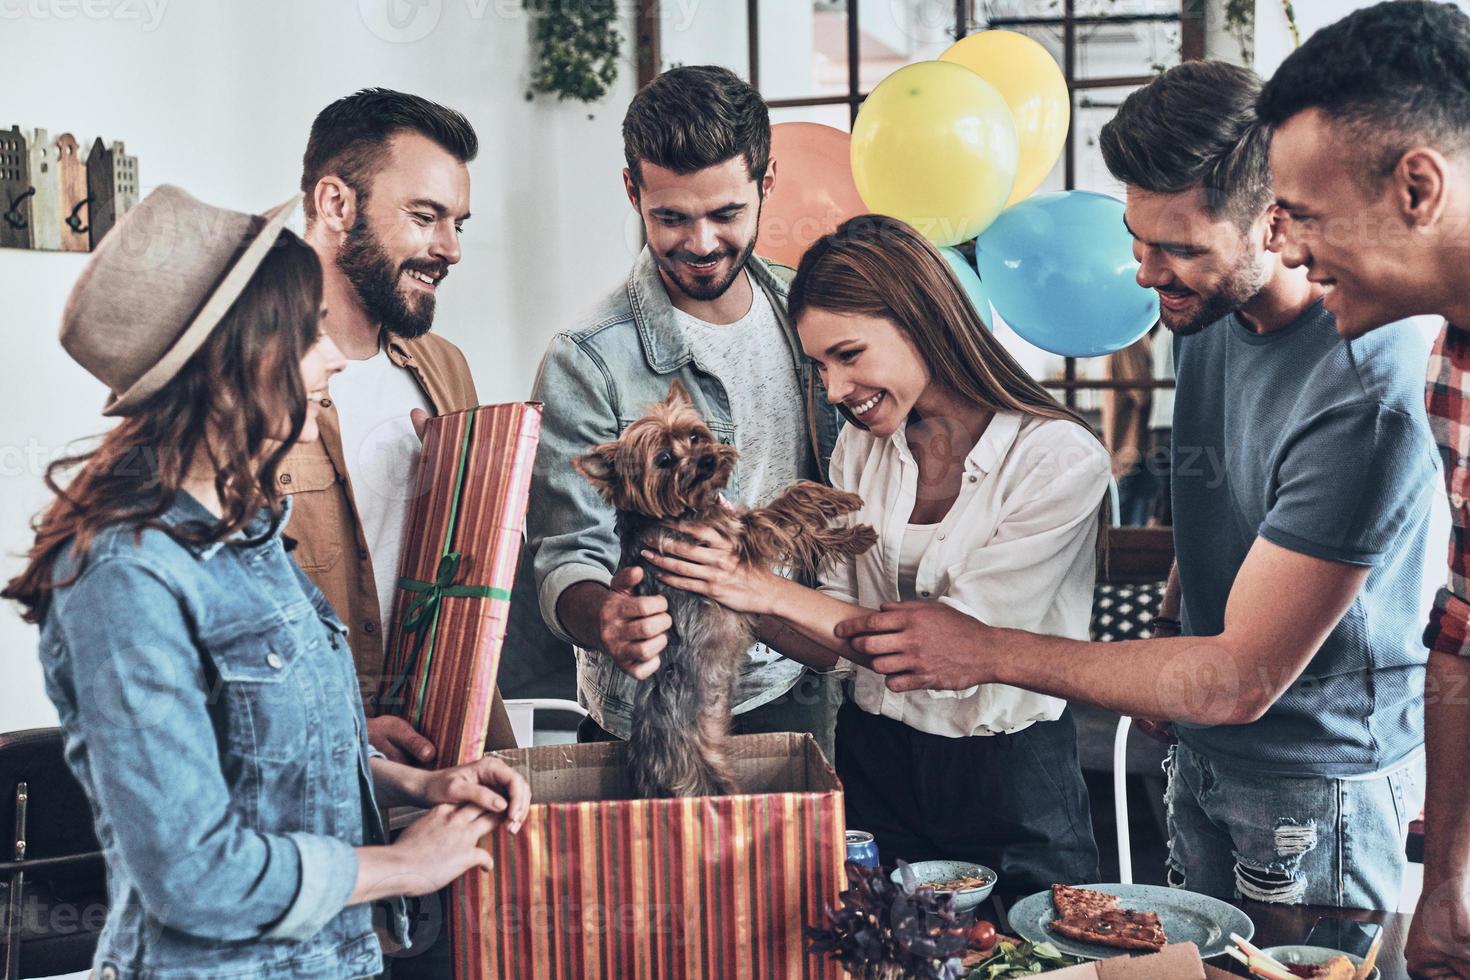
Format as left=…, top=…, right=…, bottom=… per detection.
left=281, top=88, right=514, bottom=764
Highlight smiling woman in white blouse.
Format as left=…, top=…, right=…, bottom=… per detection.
left=641, top=214, right=1112, bottom=890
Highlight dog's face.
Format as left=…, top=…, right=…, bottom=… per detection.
left=573, top=380, right=739, bottom=519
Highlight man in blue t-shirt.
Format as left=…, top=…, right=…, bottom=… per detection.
left=834, top=61, right=1438, bottom=909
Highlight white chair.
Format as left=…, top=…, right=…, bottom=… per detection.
left=1105, top=478, right=1136, bottom=884
left=1091, top=494, right=1167, bottom=885
left=503, top=697, right=588, bottom=749
left=1113, top=716, right=1134, bottom=884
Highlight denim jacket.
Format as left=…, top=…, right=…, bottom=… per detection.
left=526, top=247, right=842, bottom=736
left=37, top=493, right=408, bottom=980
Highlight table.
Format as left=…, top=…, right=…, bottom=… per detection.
left=981, top=893, right=1411, bottom=978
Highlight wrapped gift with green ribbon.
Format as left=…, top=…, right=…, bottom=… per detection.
left=377, top=402, right=542, bottom=768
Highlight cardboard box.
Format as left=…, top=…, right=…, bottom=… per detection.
left=1037, top=943, right=1236, bottom=979
left=452, top=733, right=846, bottom=980
left=377, top=403, right=541, bottom=767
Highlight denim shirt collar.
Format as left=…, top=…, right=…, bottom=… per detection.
left=156, top=492, right=292, bottom=561
left=626, top=246, right=798, bottom=375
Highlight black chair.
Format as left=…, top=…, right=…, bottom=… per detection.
left=0, top=728, right=106, bottom=979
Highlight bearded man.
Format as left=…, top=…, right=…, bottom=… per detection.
left=285, top=88, right=516, bottom=763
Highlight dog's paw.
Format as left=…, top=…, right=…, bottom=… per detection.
left=823, top=488, right=867, bottom=516
left=778, top=481, right=866, bottom=520
left=838, top=523, right=879, bottom=556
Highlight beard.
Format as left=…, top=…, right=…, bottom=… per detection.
left=336, top=217, right=447, bottom=340
left=1159, top=252, right=1270, bottom=336
left=652, top=208, right=761, bottom=303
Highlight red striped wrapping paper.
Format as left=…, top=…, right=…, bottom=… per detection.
left=454, top=733, right=846, bottom=980
left=377, top=402, right=541, bottom=767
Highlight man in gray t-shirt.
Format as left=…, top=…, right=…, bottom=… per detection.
left=835, top=62, right=1437, bottom=909
left=524, top=67, right=844, bottom=760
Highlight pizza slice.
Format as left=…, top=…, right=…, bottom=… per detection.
left=1048, top=909, right=1168, bottom=952
left=1050, top=883, right=1120, bottom=919
left=1047, top=884, right=1168, bottom=952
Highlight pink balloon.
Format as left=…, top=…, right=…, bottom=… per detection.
left=756, top=122, right=867, bottom=268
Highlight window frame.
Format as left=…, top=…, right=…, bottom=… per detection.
left=634, top=0, right=1199, bottom=407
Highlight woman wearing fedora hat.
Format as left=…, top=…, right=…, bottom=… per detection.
left=3, top=186, right=529, bottom=980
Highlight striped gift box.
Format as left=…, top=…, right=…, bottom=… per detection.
left=377, top=402, right=541, bottom=767
left=453, top=733, right=846, bottom=980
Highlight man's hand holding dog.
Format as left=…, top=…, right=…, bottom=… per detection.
left=558, top=569, right=670, bottom=680
left=598, top=567, right=671, bottom=680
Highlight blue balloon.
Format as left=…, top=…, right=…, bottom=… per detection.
left=938, top=246, right=994, bottom=330
left=976, top=190, right=1158, bottom=357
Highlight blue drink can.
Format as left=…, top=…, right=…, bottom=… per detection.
left=845, top=830, right=879, bottom=869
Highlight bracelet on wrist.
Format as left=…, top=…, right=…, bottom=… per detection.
left=1150, top=615, right=1182, bottom=633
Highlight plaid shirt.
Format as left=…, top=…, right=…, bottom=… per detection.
left=1427, top=322, right=1470, bottom=656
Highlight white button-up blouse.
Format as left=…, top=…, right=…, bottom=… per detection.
left=820, top=410, right=1112, bottom=738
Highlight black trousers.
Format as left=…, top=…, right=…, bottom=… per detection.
left=835, top=700, right=1099, bottom=893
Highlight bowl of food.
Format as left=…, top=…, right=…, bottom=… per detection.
left=1257, top=945, right=1379, bottom=980
left=889, top=860, right=997, bottom=912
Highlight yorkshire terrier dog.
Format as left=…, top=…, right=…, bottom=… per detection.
left=573, top=380, right=877, bottom=799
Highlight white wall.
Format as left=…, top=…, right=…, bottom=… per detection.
left=0, top=0, right=642, bottom=731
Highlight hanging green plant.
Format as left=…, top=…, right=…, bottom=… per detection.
left=1223, top=0, right=1255, bottom=63
left=1222, top=0, right=1301, bottom=64
left=1281, top=0, right=1301, bottom=48
left=524, top=0, right=623, bottom=104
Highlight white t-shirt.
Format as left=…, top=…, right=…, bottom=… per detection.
left=672, top=273, right=809, bottom=507
left=671, top=273, right=812, bottom=712
left=897, top=523, right=940, bottom=601
left=327, top=347, right=433, bottom=629
left=820, top=412, right=1111, bottom=738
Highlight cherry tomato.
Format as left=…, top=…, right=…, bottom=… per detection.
left=967, top=919, right=997, bottom=951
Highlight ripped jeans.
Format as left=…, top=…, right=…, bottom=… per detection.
left=1163, top=742, right=1424, bottom=909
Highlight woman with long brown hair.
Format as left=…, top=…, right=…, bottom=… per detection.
left=642, top=214, right=1110, bottom=889
left=3, top=186, right=527, bottom=980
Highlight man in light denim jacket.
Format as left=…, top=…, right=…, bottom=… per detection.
left=526, top=66, right=843, bottom=759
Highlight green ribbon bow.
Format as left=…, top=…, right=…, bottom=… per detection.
left=383, top=552, right=508, bottom=725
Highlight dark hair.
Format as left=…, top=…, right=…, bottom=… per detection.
left=790, top=214, right=1109, bottom=564
left=3, top=231, right=323, bottom=621
left=1100, top=61, right=1272, bottom=226
left=301, top=87, right=478, bottom=221
left=623, top=65, right=770, bottom=187
left=1257, top=1, right=1470, bottom=182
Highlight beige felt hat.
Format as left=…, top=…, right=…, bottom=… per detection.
left=60, top=184, right=303, bottom=416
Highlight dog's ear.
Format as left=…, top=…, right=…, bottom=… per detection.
left=663, top=378, right=692, bottom=408
left=572, top=443, right=619, bottom=500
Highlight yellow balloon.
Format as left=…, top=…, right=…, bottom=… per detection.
left=850, top=61, right=1019, bottom=246
left=941, top=30, right=1070, bottom=204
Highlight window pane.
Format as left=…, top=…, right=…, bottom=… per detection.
left=757, top=0, right=851, bottom=101
left=856, top=0, right=958, bottom=93
left=984, top=0, right=1176, bottom=18
left=980, top=1, right=1180, bottom=82
left=1072, top=84, right=1137, bottom=197
left=661, top=1, right=749, bottom=80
